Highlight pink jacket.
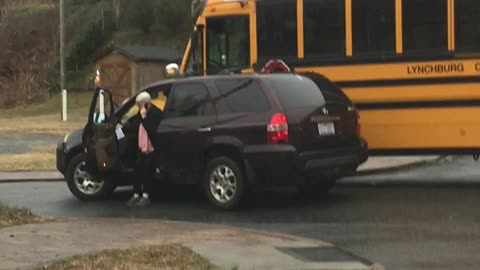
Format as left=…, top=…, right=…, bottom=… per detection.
left=138, top=123, right=154, bottom=154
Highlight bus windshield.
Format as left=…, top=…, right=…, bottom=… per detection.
left=206, top=16, right=250, bottom=74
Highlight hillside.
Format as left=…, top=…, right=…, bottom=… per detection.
left=0, top=0, right=192, bottom=109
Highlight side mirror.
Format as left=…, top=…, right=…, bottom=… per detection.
left=164, top=63, right=180, bottom=78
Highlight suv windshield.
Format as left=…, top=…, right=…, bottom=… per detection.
left=267, top=75, right=326, bottom=109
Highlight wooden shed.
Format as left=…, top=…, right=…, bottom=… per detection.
left=95, top=45, right=180, bottom=103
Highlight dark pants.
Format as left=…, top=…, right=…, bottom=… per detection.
left=133, top=153, right=154, bottom=195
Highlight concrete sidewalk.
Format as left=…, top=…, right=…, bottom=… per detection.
left=0, top=156, right=441, bottom=183
left=0, top=219, right=376, bottom=270
left=357, top=156, right=441, bottom=174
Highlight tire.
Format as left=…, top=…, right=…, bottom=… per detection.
left=203, top=156, right=246, bottom=210
left=65, top=154, right=115, bottom=201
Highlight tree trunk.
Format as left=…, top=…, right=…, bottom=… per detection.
left=1, top=8, right=7, bottom=25
left=113, top=0, right=120, bottom=28
left=0, top=0, right=7, bottom=26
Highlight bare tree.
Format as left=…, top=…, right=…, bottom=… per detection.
left=0, top=0, right=7, bottom=26
left=113, top=0, right=120, bottom=27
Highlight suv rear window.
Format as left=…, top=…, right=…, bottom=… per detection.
left=267, top=75, right=326, bottom=109
left=215, top=78, right=270, bottom=113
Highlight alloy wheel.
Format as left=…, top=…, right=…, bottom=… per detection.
left=209, top=165, right=237, bottom=204
left=73, top=161, right=104, bottom=195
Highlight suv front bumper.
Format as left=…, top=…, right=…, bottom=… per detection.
left=56, top=142, right=68, bottom=175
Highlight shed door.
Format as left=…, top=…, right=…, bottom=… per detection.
left=100, top=64, right=131, bottom=104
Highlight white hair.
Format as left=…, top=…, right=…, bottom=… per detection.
left=136, top=92, right=152, bottom=104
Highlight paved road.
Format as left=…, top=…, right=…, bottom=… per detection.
left=1, top=156, right=479, bottom=270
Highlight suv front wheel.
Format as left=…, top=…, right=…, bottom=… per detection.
left=203, top=156, right=246, bottom=210
left=65, top=154, right=115, bottom=201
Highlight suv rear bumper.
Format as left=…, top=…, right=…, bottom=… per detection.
left=243, top=138, right=368, bottom=186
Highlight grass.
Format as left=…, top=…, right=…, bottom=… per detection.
left=0, top=91, right=90, bottom=135
left=0, top=144, right=57, bottom=171
left=0, top=114, right=85, bottom=136
left=0, top=91, right=91, bottom=118
left=39, top=245, right=219, bottom=270
left=0, top=203, right=47, bottom=228
left=0, top=92, right=91, bottom=171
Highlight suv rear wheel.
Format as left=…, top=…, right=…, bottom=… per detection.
left=203, top=156, right=246, bottom=210
left=66, top=154, right=115, bottom=201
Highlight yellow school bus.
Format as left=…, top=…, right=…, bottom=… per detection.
left=176, top=0, right=480, bottom=155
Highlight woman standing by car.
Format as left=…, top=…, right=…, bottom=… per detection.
left=121, top=92, right=163, bottom=208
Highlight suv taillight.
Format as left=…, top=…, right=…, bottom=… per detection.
left=355, top=107, right=361, bottom=136
left=267, top=113, right=289, bottom=144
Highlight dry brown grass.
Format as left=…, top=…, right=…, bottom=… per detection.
left=0, top=144, right=57, bottom=171
left=0, top=92, right=90, bottom=171
left=0, top=204, right=48, bottom=228
left=0, top=114, right=85, bottom=136
left=0, top=91, right=90, bottom=135
left=39, top=245, right=218, bottom=270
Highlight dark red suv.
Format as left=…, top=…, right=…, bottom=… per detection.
left=57, top=73, right=368, bottom=210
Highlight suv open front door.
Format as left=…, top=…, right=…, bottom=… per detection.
left=83, top=88, right=120, bottom=174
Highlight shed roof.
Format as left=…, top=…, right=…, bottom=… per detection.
left=97, top=45, right=181, bottom=62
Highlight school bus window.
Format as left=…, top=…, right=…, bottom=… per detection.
left=455, top=0, right=480, bottom=53
left=186, top=33, right=203, bottom=74
left=402, top=0, right=448, bottom=54
left=257, top=0, right=297, bottom=59
left=352, top=0, right=395, bottom=56
left=304, top=0, right=345, bottom=58
left=185, top=49, right=194, bottom=73
left=206, top=16, right=250, bottom=74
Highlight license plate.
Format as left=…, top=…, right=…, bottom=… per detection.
left=318, top=122, right=335, bottom=136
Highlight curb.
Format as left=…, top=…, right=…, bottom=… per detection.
left=0, top=177, right=63, bottom=184
left=338, top=178, right=480, bottom=187
left=354, top=155, right=447, bottom=176
left=339, top=156, right=480, bottom=187
left=0, top=171, right=63, bottom=184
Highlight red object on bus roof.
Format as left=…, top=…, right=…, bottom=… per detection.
left=261, top=59, right=291, bottom=74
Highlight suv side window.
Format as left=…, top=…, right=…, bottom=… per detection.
left=215, top=78, right=270, bottom=113
left=120, top=84, right=172, bottom=124
left=166, top=82, right=215, bottom=118
left=267, top=75, right=326, bottom=109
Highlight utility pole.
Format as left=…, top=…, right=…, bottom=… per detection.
left=60, top=0, right=65, bottom=91
left=60, top=0, right=67, bottom=121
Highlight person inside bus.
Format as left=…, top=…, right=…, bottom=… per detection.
left=120, top=92, right=163, bottom=208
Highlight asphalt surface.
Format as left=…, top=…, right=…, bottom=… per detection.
left=1, top=156, right=479, bottom=270
left=0, top=133, right=60, bottom=154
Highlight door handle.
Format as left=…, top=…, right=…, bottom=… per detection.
left=197, top=127, right=212, bottom=133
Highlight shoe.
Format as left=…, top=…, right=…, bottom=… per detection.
left=135, top=197, right=151, bottom=208
left=126, top=196, right=140, bottom=208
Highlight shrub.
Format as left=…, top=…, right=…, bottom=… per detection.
left=156, top=0, right=191, bottom=34
left=124, top=0, right=155, bottom=34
